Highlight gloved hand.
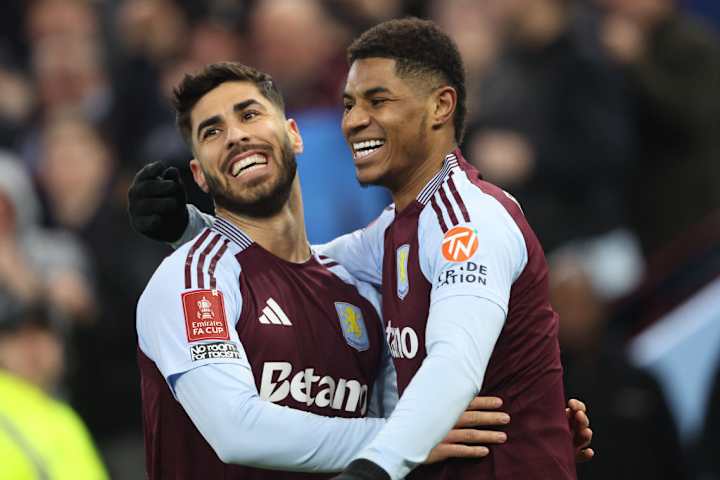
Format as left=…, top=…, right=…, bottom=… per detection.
left=331, top=459, right=390, bottom=480
left=128, top=161, right=189, bottom=243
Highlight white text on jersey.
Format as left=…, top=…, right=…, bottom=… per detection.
left=385, top=321, right=419, bottom=359
left=259, top=362, right=369, bottom=415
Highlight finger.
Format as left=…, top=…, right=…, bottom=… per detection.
left=132, top=197, right=184, bottom=216
left=444, top=429, right=507, bottom=445
left=456, top=410, right=510, bottom=428
left=162, top=166, right=185, bottom=185
left=134, top=161, right=167, bottom=182
left=130, top=178, right=184, bottom=199
left=466, top=396, right=503, bottom=410
left=131, top=214, right=163, bottom=233
left=574, top=410, right=590, bottom=428
left=430, top=444, right=490, bottom=463
left=568, top=398, right=586, bottom=412
left=576, top=448, right=595, bottom=463
left=576, top=427, right=593, bottom=447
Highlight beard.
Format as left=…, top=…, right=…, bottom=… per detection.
left=204, top=135, right=297, bottom=218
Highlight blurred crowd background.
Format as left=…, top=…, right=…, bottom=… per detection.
left=0, top=0, right=718, bottom=478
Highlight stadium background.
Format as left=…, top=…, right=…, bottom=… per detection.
left=0, top=0, right=718, bottom=478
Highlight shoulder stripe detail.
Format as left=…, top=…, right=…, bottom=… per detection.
left=212, top=217, right=253, bottom=250
left=417, top=153, right=459, bottom=204
left=208, top=240, right=230, bottom=290
left=430, top=196, right=449, bottom=233
left=196, top=233, right=222, bottom=289
left=447, top=172, right=470, bottom=223
left=185, top=229, right=212, bottom=289
left=437, top=185, right=459, bottom=226
left=317, top=254, right=339, bottom=268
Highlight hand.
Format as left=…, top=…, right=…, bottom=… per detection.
left=128, top=161, right=189, bottom=243
left=425, top=396, right=509, bottom=463
left=566, top=398, right=594, bottom=462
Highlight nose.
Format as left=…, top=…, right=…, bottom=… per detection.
left=226, top=123, right=251, bottom=151
left=343, top=105, right=371, bottom=137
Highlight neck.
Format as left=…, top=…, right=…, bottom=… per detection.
left=391, top=137, right=457, bottom=212
left=216, top=177, right=311, bottom=263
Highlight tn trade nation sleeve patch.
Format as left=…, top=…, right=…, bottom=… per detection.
left=182, top=289, right=230, bottom=342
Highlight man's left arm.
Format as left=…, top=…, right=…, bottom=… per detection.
left=340, top=296, right=506, bottom=480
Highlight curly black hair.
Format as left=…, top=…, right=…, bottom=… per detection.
left=347, top=18, right=467, bottom=143
left=173, top=62, right=285, bottom=148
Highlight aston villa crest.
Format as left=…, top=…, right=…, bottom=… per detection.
left=335, top=302, right=369, bottom=352
left=396, top=244, right=410, bottom=300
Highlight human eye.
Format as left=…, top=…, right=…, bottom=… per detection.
left=201, top=127, right=220, bottom=140
left=370, top=98, right=388, bottom=107
left=343, top=100, right=354, bottom=113
left=242, top=110, right=260, bottom=121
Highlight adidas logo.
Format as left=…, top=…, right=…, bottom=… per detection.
left=258, top=298, right=292, bottom=326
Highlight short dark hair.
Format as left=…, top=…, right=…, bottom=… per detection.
left=173, top=62, right=285, bottom=147
left=347, top=18, right=467, bottom=143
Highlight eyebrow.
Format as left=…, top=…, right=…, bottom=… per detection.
left=343, top=86, right=391, bottom=100
left=195, top=99, right=265, bottom=140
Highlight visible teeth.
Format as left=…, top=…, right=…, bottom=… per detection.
left=231, top=153, right=267, bottom=176
left=354, top=147, right=381, bottom=159
left=352, top=139, right=385, bottom=152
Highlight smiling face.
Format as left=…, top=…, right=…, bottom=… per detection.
left=189, top=81, right=302, bottom=218
left=342, top=58, right=433, bottom=190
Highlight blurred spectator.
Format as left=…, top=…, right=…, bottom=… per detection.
left=598, top=0, right=720, bottom=259
left=0, top=300, right=108, bottom=479
left=35, top=114, right=166, bottom=478
left=0, top=151, right=94, bottom=324
left=551, top=252, right=688, bottom=480
left=0, top=64, right=35, bottom=149
left=249, top=0, right=350, bottom=110
left=461, top=0, right=634, bottom=254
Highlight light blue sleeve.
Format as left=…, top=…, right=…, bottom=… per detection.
left=171, top=204, right=216, bottom=248
left=174, top=363, right=386, bottom=472
left=355, top=296, right=506, bottom=479
left=137, top=239, right=247, bottom=387
left=314, top=206, right=394, bottom=288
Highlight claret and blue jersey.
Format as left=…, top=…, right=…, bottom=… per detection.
left=319, top=149, right=576, bottom=479
left=137, top=217, right=395, bottom=479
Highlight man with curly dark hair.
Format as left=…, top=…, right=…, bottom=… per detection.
left=326, top=18, right=579, bottom=480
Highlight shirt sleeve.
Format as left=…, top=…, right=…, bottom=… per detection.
left=171, top=204, right=216, bottom=249
left=174, top=363, right=386, bottom=472
left=355, top=296, right=506, bottom=479
left=137, top=245, right=247, bottom=393
left=314, top=206, right=394, bottom=288
left=419, top=191, right=528, bottom=312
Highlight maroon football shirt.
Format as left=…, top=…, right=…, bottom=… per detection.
left=138, top=220, right=384, bottom=479
left=379, top=151, right=576, bottom=479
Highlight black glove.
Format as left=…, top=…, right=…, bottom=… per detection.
left=128, top=161, right=189, bottom=243
left=331, top=459, right=390, bottom=480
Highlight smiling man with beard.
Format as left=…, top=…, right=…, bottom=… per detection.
left=135, top=62, right=517, bottom=480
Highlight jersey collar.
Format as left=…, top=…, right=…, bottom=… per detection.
left=416, top=148, right=461, bottom=205
left=211, top=216, right=253, bottom=250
